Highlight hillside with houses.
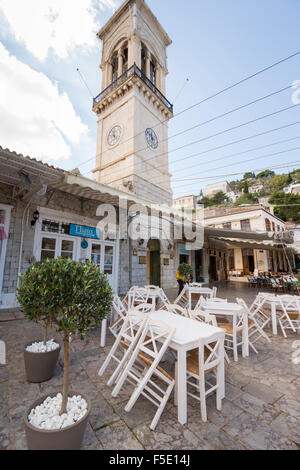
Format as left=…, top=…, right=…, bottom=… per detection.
left=196, top=169, right=300, bottom=223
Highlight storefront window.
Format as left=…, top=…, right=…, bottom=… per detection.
left=104, top=246, right=113, bottom=275
left=91, top=244, right=101, bottom=267
left=41, top=238, right=56, bottom=260
left=61, top=240, right=74, bottom=259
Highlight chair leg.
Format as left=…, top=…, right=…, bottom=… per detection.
left=199, top=374, right=207, bottom=422
left=216, top=368, right=222, bottom=412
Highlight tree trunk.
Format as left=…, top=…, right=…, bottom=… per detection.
left=59, top=333, right=69, bottom=416
left=43, top=326, right=47, bottom=347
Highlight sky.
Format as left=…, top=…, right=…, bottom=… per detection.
left=0, top=0, right=300, bottom=199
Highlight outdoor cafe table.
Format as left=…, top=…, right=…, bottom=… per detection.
left=185, top=286, right=214, bottom=307
left=201, top=300, right=249, bottom=357
left=258, top=294, right=295, bottom=335
left=146, top=309, right=225, bottom=426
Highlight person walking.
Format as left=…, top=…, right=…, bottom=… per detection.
left=176, top=268, right=185, bottom=296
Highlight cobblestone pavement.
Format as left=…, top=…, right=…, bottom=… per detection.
left=0, top=282, right=299, bottom=450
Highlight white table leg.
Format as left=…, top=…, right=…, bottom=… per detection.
left=220, top=342, right=225, bottom=399
left=271, top=303, right=277, bottom=335
left=100, top=319, right=107, bottom=348
left=177, top=348, right=187, bottom=425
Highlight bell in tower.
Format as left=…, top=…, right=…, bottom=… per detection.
left=92, top=0, right=173, bottom=206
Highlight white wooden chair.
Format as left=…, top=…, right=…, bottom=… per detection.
left=109, top=295, right=127, bottom=339
left=127, top=287, right=150, bottom=309
left=133, top=303, right=156, bottom=314
left=237, top=298, right=271, bottom=354
left=161, top=303, right=188, bottom=317
left=218, top=305, right=247, bottom=362
left=174, top=285, right=189, bottom=308
left=98, top=311, right=147, bottom=382
left=187, top=308, right=218, bottom=326
left=278, top=297, right=299, bottom=337
left=157, top=288, right=171, bottom=308
left=111, top=318, right=175, bottom=430
left=175, top=330, right=225, bottom=422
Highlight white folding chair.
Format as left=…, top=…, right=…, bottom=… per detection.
left=98, top=311, right=147, bottom=383
left=278, top=297, right=299, bottom=337
left=111, top=318, right=175, bottom=430
left=175, top=330, right=225, bottom=422
left=237, top=298, right=271, bottom=354
left=109, top=295, right=127, bottom=339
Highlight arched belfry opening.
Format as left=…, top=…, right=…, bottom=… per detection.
left=147, top=239, right=161, bottom=287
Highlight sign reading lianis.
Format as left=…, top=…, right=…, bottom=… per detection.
left=69, top=224, right=100, bottom=240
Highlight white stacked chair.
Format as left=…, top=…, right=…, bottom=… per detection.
left=175, top=330, right=225, bottom=422
left=237, top=298, right=271, bottom=354
left=278, top=296, right=299, bottom=337
left=111, top=318, right=176, bottom=430
left=174, top=285, right=189, bottom=308
left=187, top=309, right=218, bottom=327
left=157, top=288, right=171, bottom=308
left=127, top=287, right=150, bottom=309
left=109, top=295, right=127, bottom=339
left=163, top=303, right=189, bottom=317
left=98, top=311, right=147, bottom=383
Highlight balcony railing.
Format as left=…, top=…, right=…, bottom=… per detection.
left=93, top=63, right=173, bottom=113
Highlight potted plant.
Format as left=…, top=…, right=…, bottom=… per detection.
left=17, top=261, right=61, bottom=383
left=178, top=263, right=193, bottom=283
left=17, top=257, right=113, bottom=450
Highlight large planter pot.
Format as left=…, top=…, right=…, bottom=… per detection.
left=24, top=341, right=61, bottom=383
left=24, top=392, right=91, bottom=450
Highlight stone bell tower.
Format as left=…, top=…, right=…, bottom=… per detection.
left=92, top=0, right=173, bottom=205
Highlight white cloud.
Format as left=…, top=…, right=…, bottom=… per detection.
left=0, top=0, right=119, bottom=61
left=0, top=43, right=88, bottom=162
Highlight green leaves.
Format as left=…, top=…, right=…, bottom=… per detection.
left=17, top=258, right=114, bottom=338
left=178, top=263, right=193, bottom=282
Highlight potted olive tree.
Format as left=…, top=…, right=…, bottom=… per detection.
left=178, top=263, right=193, bottom=283
left=18, top=261, right=61, bottom=383
left=17, top=257, right=113, bottom=450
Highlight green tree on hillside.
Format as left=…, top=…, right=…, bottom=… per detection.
left=269, top=192, right=300, bottom=223
left=243, top=172, right=256, bottom=180
left=267, top=174, right=290, bottom=192
left=234, top=193, right=259, bottom=206
left=198, top=191, right=229, bottom=208
left=256, top=170, right=275, bottom=179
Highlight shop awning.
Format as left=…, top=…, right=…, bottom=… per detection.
left=205, top=226, right=293, bottom=244
left=47, top=173, right=156, bottom=208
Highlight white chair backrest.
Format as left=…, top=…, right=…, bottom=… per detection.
left=188, top=308, right=218, bottom=327
left=128, top=287, right=150, bottom=308
left=194, top=295, right=206, bottom=310
left=196, top=331, right=224, bottom=375
left=112, top=295, right=127, bottom=319
left=136, top=318, right=175, bottom=363
left=157, top=288, right=170, bottom=306
left=133, top=303, right=155, bottom=314
left=164, top=303, right=188, bottom=317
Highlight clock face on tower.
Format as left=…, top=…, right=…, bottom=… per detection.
left=107, top=125, right=122, bottom=146
left=145, top=128, right=158, bottom=149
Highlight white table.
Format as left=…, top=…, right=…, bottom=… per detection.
left=185, top=286, right=213, bottom=307
left=148, top=309, right=225, bottom=425
left=201, top=301, right=249, bottom=357
left=259, top=294, right=296, bottom=335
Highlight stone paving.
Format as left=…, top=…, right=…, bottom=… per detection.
left=0, top=282, right=299, bottom=450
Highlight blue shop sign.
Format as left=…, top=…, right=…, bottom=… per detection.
left=69, top=224, right=100, bottom=240
left=179, top=245, right=190, bottom=255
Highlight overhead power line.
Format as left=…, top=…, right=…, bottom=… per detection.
left=172, top=161, right=300, bottom=190
left=77, top=49, right=300, bottom=172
